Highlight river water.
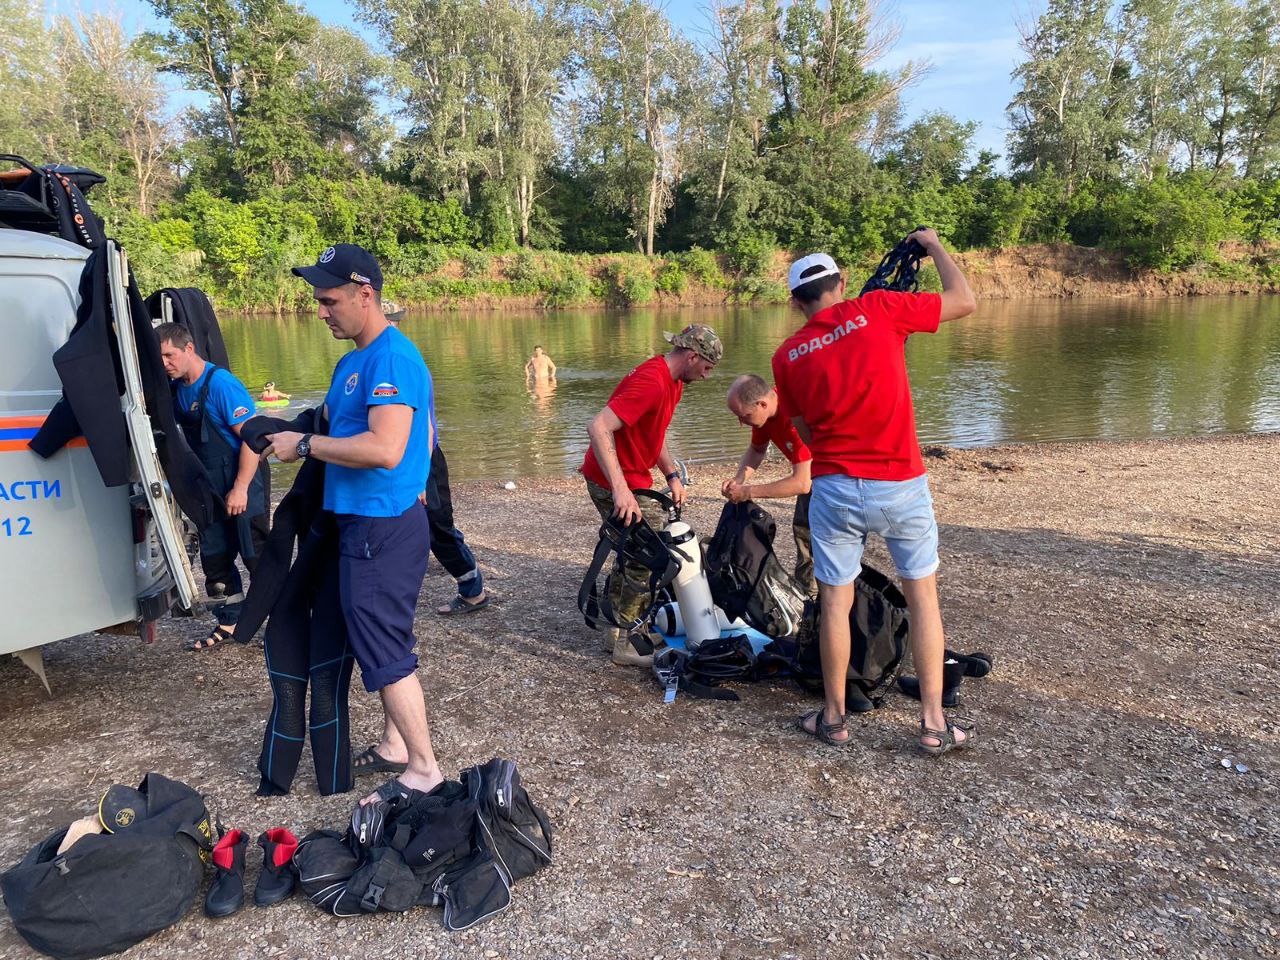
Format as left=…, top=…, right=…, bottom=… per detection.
left=219, top=297, right=1280, bottom=481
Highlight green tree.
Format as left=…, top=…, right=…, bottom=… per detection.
left=1122, top=0, right=1198, bottom=179
left=573, top=0, right=702, bottom=254
left=1007, top=0, right=1132, bottom=192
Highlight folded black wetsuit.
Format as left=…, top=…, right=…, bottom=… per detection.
left=238, top=410, right=353, bottom=796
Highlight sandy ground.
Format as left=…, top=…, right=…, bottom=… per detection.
left=1, top=433, right=1277, bottom=960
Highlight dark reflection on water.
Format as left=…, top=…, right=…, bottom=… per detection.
left=222, top=298, right=1280, bottom=482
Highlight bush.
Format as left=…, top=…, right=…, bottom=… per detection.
left=655, top=259, right=687, bottom=295
left=732, top=276, right=789, bottom=303
left=541, top=261, right=592, bottom=307
left=724, top=234, right=775, bottom=278
left=676, top=246, right=723, bottom=286
left=391, top=243, right=449, bottom=276
left=505, top=250, right=541, bottom=282
left=1094, top=174, right=1241, bottom=270
left=606, top=257, right=656, bottom=305
left=460, top=248, right=492, bottom=278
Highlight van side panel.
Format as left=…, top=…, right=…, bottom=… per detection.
left=0, top=246, right=136, bottom=655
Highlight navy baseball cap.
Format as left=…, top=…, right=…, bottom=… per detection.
left=292, top=243, right=384, bottom=291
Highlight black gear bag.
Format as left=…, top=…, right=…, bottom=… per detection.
left=0, top=773, right=212, bottom=960
left=794, top=564, right=911, bottom=706
left=704, top=501, right=807, bottom=638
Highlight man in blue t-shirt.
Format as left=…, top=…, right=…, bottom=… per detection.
left=271, top=243, right=444, bottom=804
left=158, top=322, right=268, bottom=650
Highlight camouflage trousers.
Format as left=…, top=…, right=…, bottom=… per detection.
left=585, top=478, right=669, bottom=625
left=793, top=492, right=818, bottom=600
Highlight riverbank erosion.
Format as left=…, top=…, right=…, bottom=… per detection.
left=228, top=242, right=1280, bottom=314
left=0, top=433, right=1276, bottom=959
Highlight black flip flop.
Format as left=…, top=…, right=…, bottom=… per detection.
left=352, top=747, right=408, bottom=777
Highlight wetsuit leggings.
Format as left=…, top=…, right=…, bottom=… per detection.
left=425, top=445, right=483, bottom=599
left=257, top=542, right=354, bottom=796
left=202, top=513, right=269, bottom=626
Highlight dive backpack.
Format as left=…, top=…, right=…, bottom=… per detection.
left=578, top=490, right=681, bottom=632
left=794, top=564, right=911, bottom=706
left=704, top=500, right=807, bottom=638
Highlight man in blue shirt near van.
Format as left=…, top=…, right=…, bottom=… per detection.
left=271, top=244, right=444, bottom=802
left=158, top=322, right=267, bottom=649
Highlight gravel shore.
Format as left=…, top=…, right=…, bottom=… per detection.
left=1, top=433, right=1277, bottom=960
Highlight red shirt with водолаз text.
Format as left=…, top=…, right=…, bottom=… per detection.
left=750, top=406, right=812, bottom=465
left=581, top=355, right=684, bottom=491
left=771, top=291, right=941, bottom=481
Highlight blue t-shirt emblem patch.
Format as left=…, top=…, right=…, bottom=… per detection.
left=323, top=327, right=434, bottom=517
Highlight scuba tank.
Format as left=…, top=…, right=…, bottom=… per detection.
left=660, top=520, right=720, bottom=651
left=652, top=601, right=739, bottom=639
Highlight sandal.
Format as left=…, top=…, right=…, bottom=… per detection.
left=794, top=709, right=850, bottom=746
left=918, top=717, right=978, bottom=756
left=352, top=748, right=407, bottom=777
left=437, top=593, right=491, bottom=616
left=188, top=624, right=234, bottom=651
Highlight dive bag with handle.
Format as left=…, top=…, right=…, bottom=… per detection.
left=0, top=773, right=213, bottom=960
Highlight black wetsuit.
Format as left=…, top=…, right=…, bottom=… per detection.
left=237, top=411, right=353, bottom=796
left=174, top=366, right=268, bottom=626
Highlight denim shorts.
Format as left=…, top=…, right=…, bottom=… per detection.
left=808, top=473, right=939, bottom=585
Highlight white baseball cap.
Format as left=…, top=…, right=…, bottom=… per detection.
left=787, top=252, right=840, bottom=291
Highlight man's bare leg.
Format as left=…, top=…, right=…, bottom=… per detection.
left=800, top=580, right=854, bottom=740
left=900, top=574, right=967, bottom=748
left=373, top=714, right=407, bottom=765
left=361, top=673, right=444, bottom=804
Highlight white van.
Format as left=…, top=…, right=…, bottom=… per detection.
left=0, top=171, right=197, bottom=685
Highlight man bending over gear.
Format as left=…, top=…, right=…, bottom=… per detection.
left=582, top=324, right=722, bottom=667
left=722, top=373, right=816, bottom=600
left=772, top=230, right=978, bottom=755
left=158, top=323, right=268, bottom=650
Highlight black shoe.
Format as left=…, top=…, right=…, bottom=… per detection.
left=844, top=683, right=875, bottom=713
left=205, top=829, right=247, bottom=918
left=897, top=658, right=965, bottom=707
left=947, top=650, right=993, bottom=679
left=897, top=675, right=959, bottom=708
left=254, top=828, right=298, bottom=907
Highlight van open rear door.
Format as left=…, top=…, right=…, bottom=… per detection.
left=106, top=241, right=199, bottom=613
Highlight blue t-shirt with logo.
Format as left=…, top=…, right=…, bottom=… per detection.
left=173, top=363, right=255, bottom=450
left=323, top=326, right=434, bottom=517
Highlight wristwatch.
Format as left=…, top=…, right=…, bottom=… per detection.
left=664, top=470, right=681, bottom=484
left=296, top=434, right=313, bottom=459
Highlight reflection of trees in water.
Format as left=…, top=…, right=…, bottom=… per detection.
left=220, top=299, right=1280, bottom=479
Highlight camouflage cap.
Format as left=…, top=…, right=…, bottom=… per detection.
left=662, top=323, right=723, bottom=364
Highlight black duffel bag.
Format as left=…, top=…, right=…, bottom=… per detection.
left=1, top=773, right=212, bottom=960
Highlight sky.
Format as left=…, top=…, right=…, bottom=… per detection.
left=73, top=0, right=1025, bottom=162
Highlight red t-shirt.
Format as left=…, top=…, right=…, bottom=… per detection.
left=582, top=355, right=684, bottom=490
left=771, top=291, right=941, bottom=481
left=751, top=405, right=812, bottom=465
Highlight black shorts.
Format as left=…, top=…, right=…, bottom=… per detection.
left=336, top=505, right=431, bottom=692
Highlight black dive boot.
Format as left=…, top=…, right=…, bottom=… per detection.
left=844, top=684, right=875, bottom=714
left=205, top=828, right=248, bottom=918
left=897, top=658, right=966, bottom=708
left=948, top=649, right=993, bottom=678
left=254, top=828, right=299, bottom=907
